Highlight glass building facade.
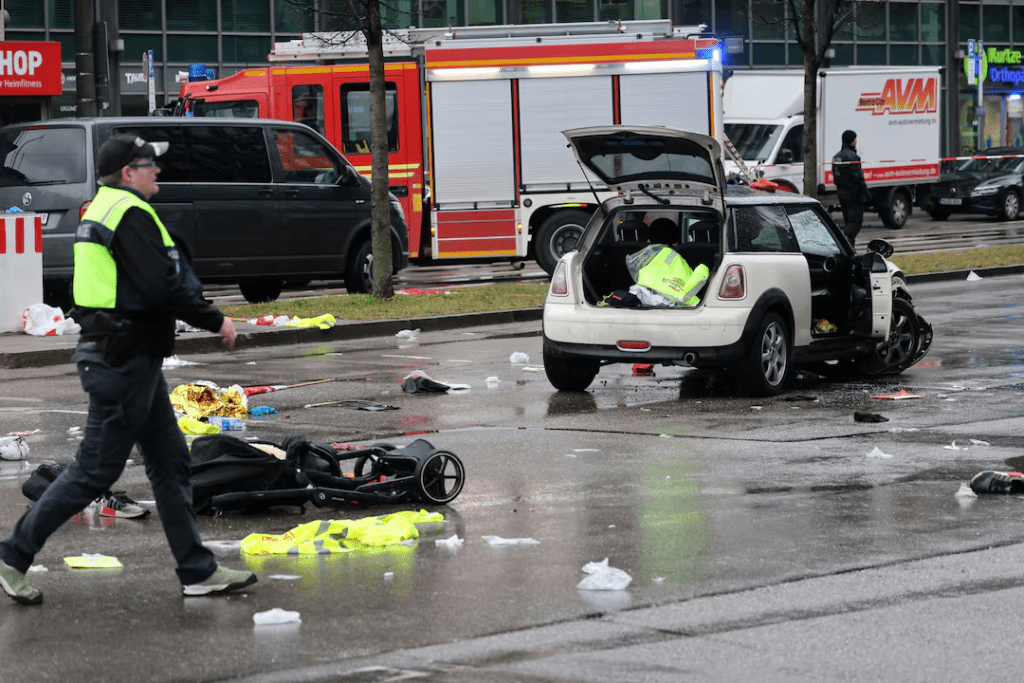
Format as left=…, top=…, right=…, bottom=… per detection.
left=0, top=1, right=1017, bottom=154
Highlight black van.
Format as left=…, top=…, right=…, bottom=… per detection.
left=0, top=117, right=409, bottom=307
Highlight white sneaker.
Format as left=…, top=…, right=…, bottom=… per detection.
left=182, top=565, right=257, bottom=597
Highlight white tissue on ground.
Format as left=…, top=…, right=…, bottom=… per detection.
left=481, top=535, right=540, bottom=546
left=253, top=608, right=301, bottom=625
left=866, top=446, right=894, bottom=459
left=435, top=535, right=464, bottom=548
left=509, top=352, right=530, bottom=364
left=955, top=482, right=978, bottom=498
left=577, top=558, right=633, bottom=591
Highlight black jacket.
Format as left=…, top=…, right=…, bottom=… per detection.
left=832, top=144, right=871, bottom=204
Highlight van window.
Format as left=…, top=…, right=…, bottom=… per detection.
left=291, top=85, right=324, bottom=134
left=0, top=127, right=87, bottom=186
left=183, top=126, right=272, bottom=183
left=340, top=82, right=398, bottom=154
left=111, top=126, right=190, bottom=183
left=190, top=99, right=260, bottom=118
left=271, top=127, right=342, bottom=184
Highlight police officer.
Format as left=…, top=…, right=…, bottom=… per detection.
left=833, top=129, right=872, bottom=248
left=0, top=135, right=256, bottom=605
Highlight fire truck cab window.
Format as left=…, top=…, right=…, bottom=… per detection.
left=190, top=99, right=260, bottom=118
left=271, top=128, right=342, bottom=184
left=340, top=82, right=398, bottom=154
left=291, top=85, right=324, bottom=134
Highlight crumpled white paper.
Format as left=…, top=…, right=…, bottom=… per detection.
left=576, top=558, right=632, bottom=591
left=395, top=328, right=421, bottom=339
left=0, top=436, right=29, bottom=461
left=481, top=535, right=540, bottom=546
left=509, top=351, right=530, bottom=364
left=253, top=608, right=301, bottom=625
left=866, top=446, right=894, bottom=459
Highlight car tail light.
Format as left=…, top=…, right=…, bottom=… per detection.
left=550, top=261, right=568, bottom=296
left=617, top=340, right=651, bottom=352
left=80, top=201, right=91, bottom=219
left=718, top=264, right=745, bottom=299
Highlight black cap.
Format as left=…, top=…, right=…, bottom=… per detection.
left=842, top=130, right=857, bottom=146
left=97, top=135, right=169, bottom=177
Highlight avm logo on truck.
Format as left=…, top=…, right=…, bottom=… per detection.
left=855, top=78, right=937, bottom=116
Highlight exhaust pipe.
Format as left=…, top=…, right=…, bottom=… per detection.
left=683, top=352, right=697, bottom=365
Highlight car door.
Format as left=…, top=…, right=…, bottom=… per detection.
left=184, top=124, right=279, bottom=279
left=267, top=125, right=369, bottom=275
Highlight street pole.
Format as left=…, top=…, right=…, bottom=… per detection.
left=74, top=0, right=97, bottom=117
left=977, top=40, right=985, bottom=150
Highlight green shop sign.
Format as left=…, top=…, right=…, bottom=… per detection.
left=965, top=47, right=1024, bottom=86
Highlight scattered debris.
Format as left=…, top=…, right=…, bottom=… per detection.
left=64, top=554, right=122, bottom=569
left=866, top=446, right=894, bottom=459
left=955, top=482, right=978, bottom=499
left=966, top=271, right=983, bottom=281
left=970, top=439, right=990, bottom=446
left=854, top=411, right=889, bottom=423
left=253, top=608, right=301, bottom=625
left=22, top=303, right=80, bottom=336
left=249, top=406, right=278, bottom=416
left=576, top=558, right=632, bottom=591
left=870, top=389, right=923, bottom=400
left=243, top=379, right=334, bottom=397
left=0, top=436, right=29, bottom=461
left=435, top=535, right=464, bottom=548
left=242, top=511, right=445, bottom=555
left=162, top=356, right=203, bottom=369
left=509, top=351, right=530, bottom=364
left=784, top=395, right=817, bottom=402
left=402, top=370, right=451, bottom=394
left=395, top=328, right=421, bottom=339
left=632, top=363, right=654, bottom=376
left=170, top=382, right=247, bottom=419
left=7, top=429, right=41, bottom=436
left=481, top=535, right=540, bottom=546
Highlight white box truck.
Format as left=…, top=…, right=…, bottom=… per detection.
left=724, top=67, right=942, bottom=229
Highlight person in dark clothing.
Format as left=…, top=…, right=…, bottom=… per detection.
left=0, top=135, right=256, bottom=605
left=832, top=129, right=872, bottom=248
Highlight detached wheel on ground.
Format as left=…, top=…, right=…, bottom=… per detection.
left=879, top=190, right=911, bottom=229
left=543, top=337, right=600, bottom=392
left=535, top=209, right=590, bottom=276
left=874, top=298, right=922, bottom=375
left=239, top=280, right=282, bottom=303
left=414, top=450, right=465, bottom=504
left=740, top=312, right=792, bottom=396
left=345, top=240, right=374, bottom=293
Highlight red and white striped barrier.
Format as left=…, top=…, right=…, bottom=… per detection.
left=0, top=213, right=43, bottom=333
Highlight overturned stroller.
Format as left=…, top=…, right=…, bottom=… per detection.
left=189, top=435, right=465, bottom=515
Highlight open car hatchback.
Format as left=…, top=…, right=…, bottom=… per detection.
left=542, top=125, right=933, bottom=396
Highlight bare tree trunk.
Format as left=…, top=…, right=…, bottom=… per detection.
left=801, top=0, right=818, bottom=198
left=366, top=0, right=394, bottom=298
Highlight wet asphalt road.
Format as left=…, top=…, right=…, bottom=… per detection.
left=3, top=274, right=1024, bottom=681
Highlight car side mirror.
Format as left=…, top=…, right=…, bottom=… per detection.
left=777, top=149, right=794, bottom=164
left=337, top=164, right=359, bottom=185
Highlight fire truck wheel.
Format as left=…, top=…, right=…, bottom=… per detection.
left=536, top=209, right=590, bottom=276
left=345, top=241, right=373, bottom=293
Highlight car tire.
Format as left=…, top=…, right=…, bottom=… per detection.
left=874, top=298, right=922, bottom=375
left=239, top=280, right=283, bottom=303
left=740, top=312, right=792, bottom=396
left=543, top=338, right=600, bottom=392
left=927, top=208, right=950, bottom=221
left=536, top=210, right=589, bottom=276
left=999, top=190, right=1021, bottom=221
left=879, top=190, right=910, bottom=229
left=344, top=240, right=374, bottom=293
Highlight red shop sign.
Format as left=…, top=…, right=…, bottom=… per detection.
left=0, top=42, right=62, bottom=96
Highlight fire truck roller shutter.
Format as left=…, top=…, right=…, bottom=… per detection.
left=619, top=72, right=713, bottom=136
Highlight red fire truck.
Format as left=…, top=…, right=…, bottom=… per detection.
left=176, top=20, right=724, bottom=275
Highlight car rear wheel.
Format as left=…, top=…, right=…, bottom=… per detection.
left=543, top=338, right=600, bottom=392
left=239, top=280, right=283, bottom=303
left=740, top=312, right=792, bottom=396
left=999, top=190, right=1021, bottom=221
left=536, top=209, right=589, bottom=276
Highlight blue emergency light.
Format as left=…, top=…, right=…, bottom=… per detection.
left=188, top=63, right=208, bottom=82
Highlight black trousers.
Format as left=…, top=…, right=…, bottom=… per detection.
left=840, top=199, right=865, bottom=247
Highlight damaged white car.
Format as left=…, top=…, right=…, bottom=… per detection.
left=542, top=125, right=933, bottom=396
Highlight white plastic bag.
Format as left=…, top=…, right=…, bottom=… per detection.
left=0, top=436, right=30, bottom=461
left=576, top=558, right=633, bottom=591
left=22, top=304, right=80, bottom=336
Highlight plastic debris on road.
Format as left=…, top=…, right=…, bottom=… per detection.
left=509, top=351, right=530, bottom=364
left=162, top=356, right=203, bottom=369
left=241, top=510, right=444, bottom=555
left=7, top=429, right=41, bottom=436
left=435, top=535, right=464, bottom=548
left=970, top=439, right=990, bottom=446
left=177, top=416, right=220, bottom=435
left=249, top=405, right=278, bottom=416
left=395, top=328, right=421, bottom=339
left=632, top=363, right=654, bottom=376
left=955, top=482, right=978, bottom=498
left=253, top=608, right=301, bottom=626
left=870, top=389, right=923, bottom=400
left=402, top=370, right=452, bottom=394
left=577, top=558, right=633, bottom=591
left=64, top=554, right=122, bottom=569
left=248, top=315, right=291, bottom=326
left=485, top=376, right=500, bottom=386
left=966, top=271, right=983, bottom=281
left=481, top=535, right=540, bottom=546
left=170, top=382, right=247, bottom=419
left=0, top=436, right=30, bottom=461
left=208, top=416, right=244, bottom=431
left=22, top=303, right=80, bottom=336
left=866, top=446, right=894, bottom=459
left=854, top=411, right=889, bottom=423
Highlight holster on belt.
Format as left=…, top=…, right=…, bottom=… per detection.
left=80, top=311, right=137, bottom=366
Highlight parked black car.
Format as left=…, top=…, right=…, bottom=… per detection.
left=926, top=146, right=1024, bottom=221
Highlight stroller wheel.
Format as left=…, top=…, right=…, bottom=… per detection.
left=310, top=490, right=330, bottom=508
left=414, top=450, right=465, bottom=505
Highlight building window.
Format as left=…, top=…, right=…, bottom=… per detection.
left=119, top=0, right=162, bottom=31
left=855, top=1, right=885, bottom=40
left=921, top=44, right=943, bottom=67
left=959, top=3, right=979, bottom=44
left=49, top=0, right=75, bottom=30
left=382, top=0, right=416, bottom=29
left=751, top=1, right=784, bottom=40
left=888, top=2, right=917, bottom=42
left=751, top=43, right=785, bottom=66
left=423, top=0, right=466, bottom=27
left=637, top=0, right=667, bottom=21
left=921, top=3, right=944, bottom=43
left=5, top=0, right=44, bottom=28
left=599, top=0, right=634, bottom=21
left=167, top=0, right=218, bottom=32
left=222, top=0, right=271, bottom=32
left=123, top=34, right=163, bottom=62
left=832, top=43, right=854, bottom=66
left=857, top=43, right=887, bottom=66
left=890, top=44, right=919, bottom=66
left=714, top=0, right=746, bottom=36
left=983, top=4, right=1010, bottom=44
left=167, top=34, right=218, bottom=63
left=223, top=35, right=270, bottom=63
left=275, top=0, right=314, bottom=33
left=469, top=0, right=503, bottom=25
